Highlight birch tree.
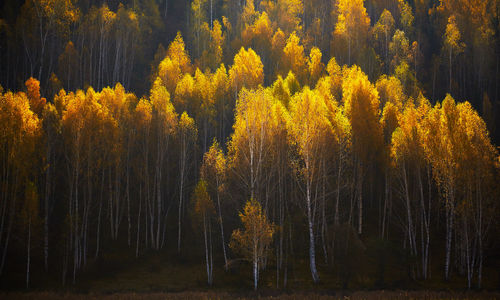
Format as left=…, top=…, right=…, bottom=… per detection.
left=230, top=198, right=274, bottom=290
left=192, top=179, right=215, bottom=286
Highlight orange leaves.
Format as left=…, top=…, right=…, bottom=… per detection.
left=134, top=98, right=153, bottom=128
left=0, top=91, right=39, bottom=142
left=25, top=77, right=47, bottom=116
left=418, top=94, right=498, bottom=207
left=0, top=88, right=41, bottom=181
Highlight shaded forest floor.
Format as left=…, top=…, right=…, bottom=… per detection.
left=2, top=291, right=500, bottom=299
left=2, top=238, right=500, bottom=298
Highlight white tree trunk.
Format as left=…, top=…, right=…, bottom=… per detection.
left=307, top=178, right=320, bottom=283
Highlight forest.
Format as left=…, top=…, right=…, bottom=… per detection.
left=0, top=0, right=499, bottom=294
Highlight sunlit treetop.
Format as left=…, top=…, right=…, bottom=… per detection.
left=229, top=47, right=264, bottom=94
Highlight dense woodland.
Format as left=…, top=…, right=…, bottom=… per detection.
left=0, top=0, right=499, bottom=292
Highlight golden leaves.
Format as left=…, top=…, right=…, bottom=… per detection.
left=192, top=179, right=215, bottom=220
left=229, top=198, right=274, bottom=260
left=229, top=47, right=264, bottom=93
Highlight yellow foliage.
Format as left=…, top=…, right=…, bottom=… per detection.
left=229, top=47, right=264, bottom=94
left=342, top=65, right=383, bottom=163
left=192, top=179, right=215, bottom=222
left=150, top=77, right=178, bottom=135
left=229, top=198, right=274, bottom=261
left=282, top=32, right=307, bottom=83
left=308, top=47, right=324, bottom=85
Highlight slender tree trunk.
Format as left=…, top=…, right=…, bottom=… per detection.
left=403, top=162, right=416, bottom=255
left=253, top=250, right=258, bottom=290
left=136, top=184, right=142, bottom=258
left=95, top=168, right=104, bottom=258
left=335, top=151, right=342, bottom=225
left=321, top=160, right=328, bottom=264
left=216, top=185, right=228, bottom=269
left=357, top=163, right=363, bottom=235
left=477, top=181, right=482, bottom=288
left=203, top=214, right=211, bottom=286
left=44, top=143, right=51, bottom=271
left=178, top=139, right=186, bottom=252
left=307, top=177, right=320, bottom=283
left=127, top=135, right=131, bottom=247
left=26, top=218, right=31, bottom=289
left=449, top=48, right=452, bottom=93
left=444, top=189, right=454, bottom=281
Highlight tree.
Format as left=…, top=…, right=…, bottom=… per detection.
left=149, top=77, right=178, bottom=250
left=422, top=95, right=458, bottom=282
left=398, top=0, right=414, bottom=35
left=307, top=47, right=324, bottom=86
left=389, top=30, right=411, bottom=73
left=0, top=90, right=41, bottom=276
left=202, top=20, right=225, bottom=70
left=261, top=0, right=303, bottom=36
left=211, top=64, right=230, bottom=142
left=177, top=112, right=197, bottom=252
left=201, top=140, right=229, bottom=269
left=376, top=75, right=405, bottom=110
left=288, top=87, right=332, bottom=283
left=443, top=15, right=464, bottom=93
left=333, top=0, right=371, bottom=65
left=158, top=32, right=193, bottom=94
left=25, top=77, right=46, bottom=117
left=282, top=32, right=307, bottom=84
left=192, top=179, right=215, bottom=286
left=423, top=94, right=498, bottom=286
left=133, top=97, right=152, bottom=257
left=230, top=198, right=274, bottom=290
left=111, top=5, right=139, bottom=89
left=229, top=47, right=264, bottom=97
left=227, top=87, right=274, bottom=202
left=270, top=28, right=286, bottom=78
left=21, top=180, right=40, bottom=289
left=57, top=41, right=79, bottom=91
left=342, top=66, right=383, bottom=235
left=190, top=0, right=208, bottom=58
left=390, top=100, right=431, bottom=278
left=372, top=9, right=395, bottom=73
left=18, top=0, right=79, bottom=83
left=41, top=102, right=61, bottom=271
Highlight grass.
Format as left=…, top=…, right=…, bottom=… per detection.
left=2, top=236, right=499, bottom=298
left=1, top=290, right=500, bottom=299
